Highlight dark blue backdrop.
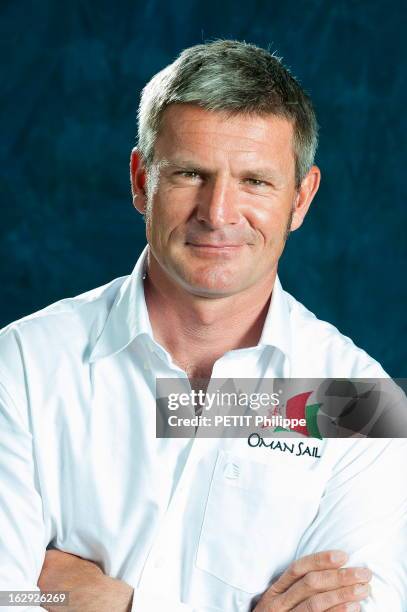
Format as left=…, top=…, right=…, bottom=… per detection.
left=1, top=1, right=406, bottom=375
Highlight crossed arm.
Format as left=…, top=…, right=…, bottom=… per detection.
left=0, top=372, right=406, bottom=611
left=38, top=548, right=371, bottom=612
left=35, top=439, right=407, bottom=611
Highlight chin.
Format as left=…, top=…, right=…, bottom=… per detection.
left=180, top=270, right=244, bottom=297
left=167, top=255, right=250, bottom=295
left=188, top=285, right=241, bottom=298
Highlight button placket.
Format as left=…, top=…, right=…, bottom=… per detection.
left=138, top=436, right=219, bottom=590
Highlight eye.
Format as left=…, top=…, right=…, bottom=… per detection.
left=175, top=170, right=201, bottom=179
left=244, top=178, right=268, bottom=187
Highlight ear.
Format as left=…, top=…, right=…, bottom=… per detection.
left=130, top=147, right=148, bottom=214
left=290, top=165, right=321, bottom=232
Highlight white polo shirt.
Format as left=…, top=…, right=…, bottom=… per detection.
left=0, top=246, right=406, bottom=611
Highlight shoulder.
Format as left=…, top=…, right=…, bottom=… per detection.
left=0, top=275, right=128, bottom=385
left=284, top=289, right=388, bottom=377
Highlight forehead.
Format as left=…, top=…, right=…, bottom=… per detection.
left=154, top=104, right=295, bottom=171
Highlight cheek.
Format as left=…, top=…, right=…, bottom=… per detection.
left=147, top=191, right=191, bottom=248
left=244, top=202, right=289, bottom=242
left=153, top=187, right=195, bottom=225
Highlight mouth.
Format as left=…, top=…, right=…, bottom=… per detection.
left=185, top=243, right=244, bottom=256
left=184, top=243, right=246, bottom=262
left=186, top=243, right=243, bottom=249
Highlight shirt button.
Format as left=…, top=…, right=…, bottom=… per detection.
left=223, top=462, right=240, bottom=479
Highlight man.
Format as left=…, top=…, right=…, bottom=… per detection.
left=0, top=40, right=406, bottom=612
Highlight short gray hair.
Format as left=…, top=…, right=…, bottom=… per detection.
left=137, top=39, right=319, bottom=187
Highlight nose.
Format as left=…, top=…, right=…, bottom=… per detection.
left=196, top=176, right=240, bottom=229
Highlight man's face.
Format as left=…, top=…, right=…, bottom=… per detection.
left=132, top=104, right=318, bottom=298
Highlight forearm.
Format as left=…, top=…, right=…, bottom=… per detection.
left=38, top=551, right=133, bottom=612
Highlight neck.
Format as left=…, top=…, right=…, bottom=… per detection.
left=144, top=254, right=276, bottom=378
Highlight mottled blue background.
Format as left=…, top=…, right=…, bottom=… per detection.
left=1, top=1, right=406, bottom=375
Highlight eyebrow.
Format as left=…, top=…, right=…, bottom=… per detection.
left=241, top=169, right=279, bottom=182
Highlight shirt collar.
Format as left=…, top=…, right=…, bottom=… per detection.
left=88, top=245, right=291, bottom=364
left=257, top=273, right=292, bottom=361
left=88, top=245, right=152, bottom=362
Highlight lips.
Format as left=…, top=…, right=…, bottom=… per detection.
left=187, top=243, right=242, bottom=248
